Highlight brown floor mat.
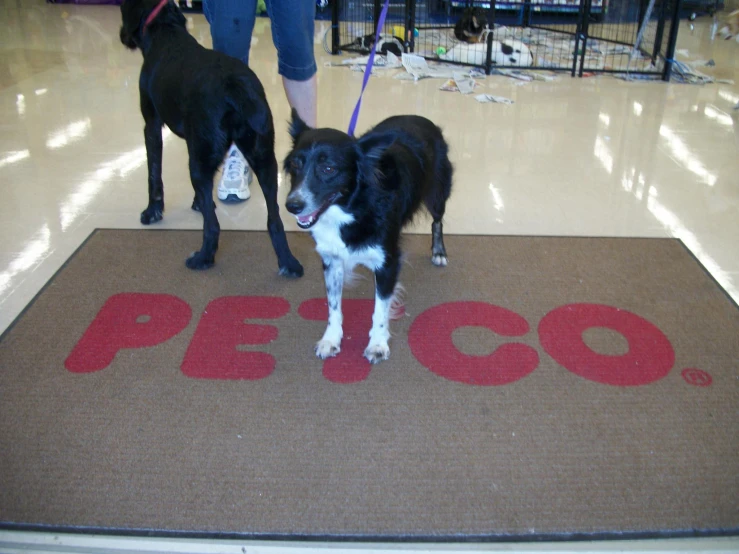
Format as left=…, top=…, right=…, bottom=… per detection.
left=0, top=229, right=737, bottom=541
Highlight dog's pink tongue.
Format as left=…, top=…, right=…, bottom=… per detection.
left=298, top=208, right=320, bottom=226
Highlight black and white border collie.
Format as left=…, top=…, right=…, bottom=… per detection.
left=284, top=110, right=453, bottom=364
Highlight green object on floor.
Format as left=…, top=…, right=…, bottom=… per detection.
left=257, top=0, right=266, bottom=14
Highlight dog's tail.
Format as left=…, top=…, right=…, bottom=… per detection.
left=224, top=76, right=270, bottom=136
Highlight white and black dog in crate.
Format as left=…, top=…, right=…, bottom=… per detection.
left=284, top=110, right=453, bottom=364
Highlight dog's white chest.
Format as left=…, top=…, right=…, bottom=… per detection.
left=311, top=206, right=385, bottom=271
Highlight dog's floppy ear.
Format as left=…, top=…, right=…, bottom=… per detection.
left=355, top=132, right=396, bottom=185
left=119, top=0, right=148, bottom=50
left=120, top=0, right=185, bottom=50
left=288, top=108, right=310, bottom=144
left=357, top=131, right=396, bottom=161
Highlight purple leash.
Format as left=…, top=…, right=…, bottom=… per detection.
left=347, top=0, right=391, bottom=137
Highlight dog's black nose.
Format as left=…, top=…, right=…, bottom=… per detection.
left=286, top=198, right=305, bottom=215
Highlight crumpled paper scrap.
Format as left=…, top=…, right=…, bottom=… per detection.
left=474, top=94, right=515, bottom=104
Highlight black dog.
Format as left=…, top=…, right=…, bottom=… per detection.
left=355, top=33, right=404, bottom=57
left=454, top=7, right=488, bottom=43
left=119, top=0, right=303, bottom=276
left=284, top=110, right=452, bottom=364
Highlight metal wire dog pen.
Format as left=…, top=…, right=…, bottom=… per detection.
left=330, top=0, right=685, bottom=79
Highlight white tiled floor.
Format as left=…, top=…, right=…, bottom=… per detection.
left=0, top=0, right=737, bottom=550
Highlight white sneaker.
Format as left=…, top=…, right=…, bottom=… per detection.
left=217, top=144, right=252, bottom=203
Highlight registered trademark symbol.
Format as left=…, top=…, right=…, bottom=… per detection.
left=681, top=368, right=712, bottom=387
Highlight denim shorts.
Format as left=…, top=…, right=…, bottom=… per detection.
left=202, top=0, right=317, bottom=81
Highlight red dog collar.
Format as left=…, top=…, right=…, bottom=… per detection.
left=143, top=0, right=169, bottom=33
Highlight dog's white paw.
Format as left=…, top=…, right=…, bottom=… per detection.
left=432, top=254, right=448, bottom=267
left=364, top=342, right=390, bottom=364
left=315, top=339, right=341, bottom=359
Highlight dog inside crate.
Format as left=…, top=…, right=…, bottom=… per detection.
left=409, top=0, right=657, bottom=72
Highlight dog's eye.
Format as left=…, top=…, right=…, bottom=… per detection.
left=290, top=158, right=303, bottom=171
left=321, top=165, right=336, bottom=175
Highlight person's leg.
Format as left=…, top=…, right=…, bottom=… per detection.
left=266, top=0, right=318, bottom=127
left=202, top=0, right=257, bottom=64
left=283, top=75, right=317, bottom=128
left=203, top=0, right=257, bottom=203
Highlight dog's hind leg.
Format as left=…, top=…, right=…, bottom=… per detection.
left=237, top=136, right=304, bottom=278
left=140, top=98, right=165, bottom=225
left=425, top=152, right=453, bottom=267
left=185, top=137, right=222, bottom=270
left=365, top=255, right=401, bottom=364
left=315, top=257, right=344, bottom=359
left=430, top=220, right=447, bottom=267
